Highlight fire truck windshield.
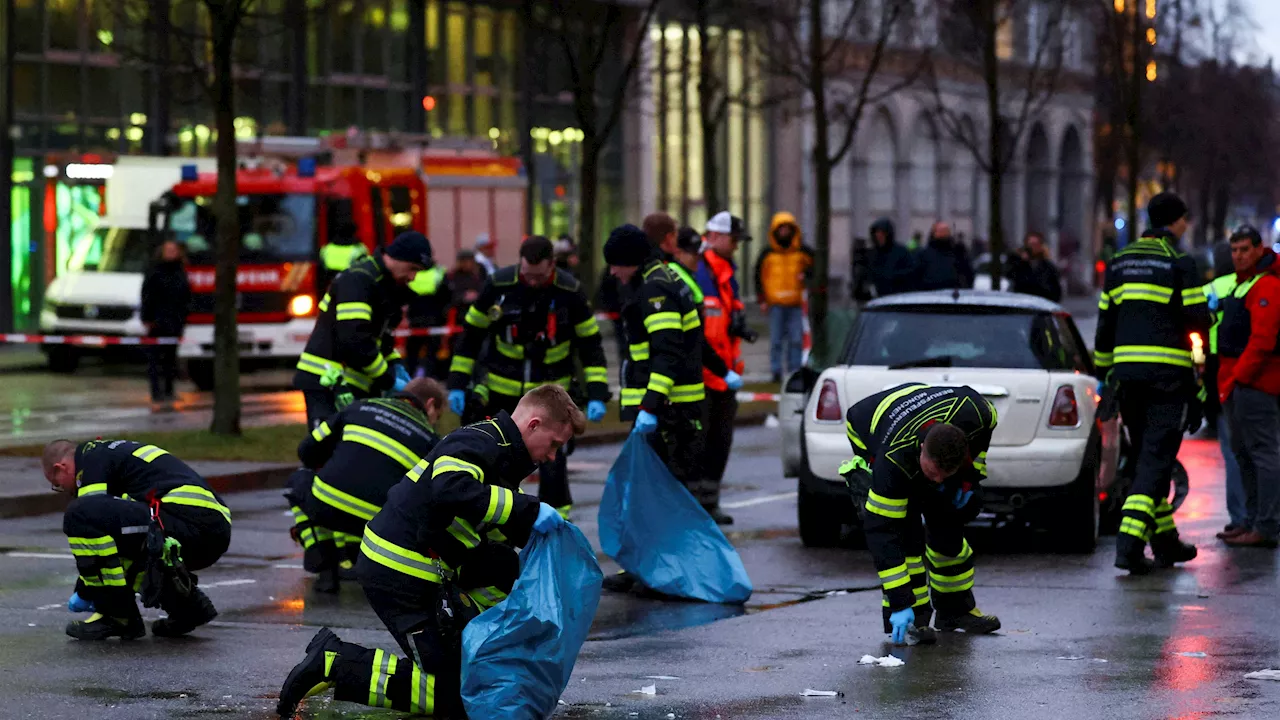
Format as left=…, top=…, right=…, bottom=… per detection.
left=169, top=193, right=316, bottom=264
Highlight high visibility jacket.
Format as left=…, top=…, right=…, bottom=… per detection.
left=754, top=212, right=813, bottom=307
left=1204, top=274, right=1239, bottom=355
left=842, top=383, right=995, bottom=613
left=319, top=241, right=368, bottom=272
left=1217, top=251, right=1280, bottom=398
left=669, top=259, right=729, bottom=379
left=360, top=412, right=540, bottom=596
left=293, top=254, right=404, bottom=395
left=699, top=250, right=744, bottom=391
left=446, top=265, right=608, bottom=402
left=619, top=259, right=706, bottom=420
left=297, top=395, right=440, bottom=524
left=72, top=439, right=231, bottom=525
left=1093, top=230, right=1211, bottom=390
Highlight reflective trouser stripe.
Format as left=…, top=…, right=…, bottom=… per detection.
left=368, top=648, right=397, bottom=708
left=878, top=564, right=910, bottom=591
left=162, top=485, right=232, bottom=524
left=865, top=490, right=908, bottom=519
left=359, top=527, right=451, bottom=583
left=449, top=355, right=475, bottom=374
left=410, top=665, right=435, bottom=714
left=334, top=532, right=360, bottom=548
left=1154, top=499, right=1177, bottom=535
left=68, top=535, right=124, bottom=589
left=929, top=567, right=975, bottom=593
left=68, top=536, right=117, bottom=557
left=289, top=506, right=319, bottom=549
left=926, top=539, right=973, bottom=568
left=466, top=585, right=508, bottom=610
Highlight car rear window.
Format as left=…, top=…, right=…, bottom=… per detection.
left=846, top=306, right=1078, bottom=371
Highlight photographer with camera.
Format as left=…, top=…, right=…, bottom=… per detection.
left=695, top=212, right=754, bottom=525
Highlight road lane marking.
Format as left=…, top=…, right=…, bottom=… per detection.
left=273, top=563, right=304, bottom=569
left=6, top=552, right=73, bottom=559
left=722, top=491, right=797, bottom=509
left=36, top=603, right=63, bottom=610
left=202, top=579, right=256, bottom=589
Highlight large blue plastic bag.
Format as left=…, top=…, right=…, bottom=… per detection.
left=598, top=434, right=753, bottom=604
left=460, top=523, right=603, bottom=720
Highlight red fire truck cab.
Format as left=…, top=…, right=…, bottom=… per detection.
left=154, top=161, right=427, bottom=390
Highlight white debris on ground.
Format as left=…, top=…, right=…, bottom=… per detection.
left=1245, top=669, right=1280, bottom=681
left=632, top=684, right=657, bottom=695
left=859, top=654, right=905, bottom=667
left=764, top=415, right=780, bottom=428
left=1175, top=651, right=1207, bottom=658
left=800, top=689, right=841, bottom=697
left=644, top=675, right=680, bottom=680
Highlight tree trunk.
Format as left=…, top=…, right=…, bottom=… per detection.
left=807, top=0, right=831, bottom=365
left=210, top=9, right=241, bottom=436
left=698, top=0, right=720, bottom=214
left=1125, top=7, right=1142, bottom=240
left=983, top=1, right=1004, bottom=282
left=577, top=138, right=602, bottom=295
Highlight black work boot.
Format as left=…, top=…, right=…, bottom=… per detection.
left=66, top=610, right=146, bottom=641
left=313, top=566, right=341, bottom=595
left=705, top=506, right=734, bottom=526
left=601, top=570, right=636, bottom=593
left=1115, top=535, right=1153, bottom=575
left=277, top=627, right=343, bottom=718
left=152, top=588, right=218, bottom=637
left=935, top=608, right=1002, bottom=634
left=1152, top=536, right=1198, bottom=567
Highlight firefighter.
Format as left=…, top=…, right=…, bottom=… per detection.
left=1095, top=192, right=1210, bottom=574
left=275, top=385, right=585, bottom=719
left=695, top=212, right=752, bottom=525
left=842, top=383, right=1001, bottom=645
left=294, top=231, right=432, bottom=429
left=317, top=221, right=368, bottom=290
left=405, top=260, right=451, bottom=380
left=285, top=377, right=447, bottom=594
left=445, top=235, right=609, bottom=518
left=601, top=224, right=708, bottom=593
left=43, top=438, right=231, bottom=640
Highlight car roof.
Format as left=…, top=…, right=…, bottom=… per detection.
left=864, top=290, right=1063, bottom=312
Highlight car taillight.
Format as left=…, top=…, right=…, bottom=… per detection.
left=816, top=379, right=842, bottom=421
left=1049, top=385, right=1079, bottom=427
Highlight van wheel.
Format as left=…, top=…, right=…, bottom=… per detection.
left=187, top=359, right=215, bottom=391
left=1047, top=435, right=1101, bottom=553
left=45, top=346, right=80, bottom=373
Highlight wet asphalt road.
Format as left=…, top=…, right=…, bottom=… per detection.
left=0, top=425, right=1278, bottom=719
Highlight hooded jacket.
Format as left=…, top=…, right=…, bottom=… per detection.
left=866, top=218, right=916, bottom=297
left=755, top=212, right=813, bottom=307
left=915, top=234, right=975, bottom=291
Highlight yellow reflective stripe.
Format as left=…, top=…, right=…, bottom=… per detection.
left=335, top=301, right=374, bottom=321
left=1098, top=291, right=1111, bottom=311
left=621, top=388, right=646, bottom=406
left=681, top=309, right=700, bottom=331
left=926, top=539, right=973, bottom=568
left=296, top=352, right=334, bottom=376
left=432, top=455, right=484, bottom=482
left=385, top=349, right=401, bottom=363
left=485, top=373, right=524, bottom=396
left=644, top=311, right=682, bottom=333
left=1112, top=345, right=1192, bottom=368
left=865, top=490, right=908, bottom=519
left=647, top=372, right=674, bottom=395
left=1094, top=350, right=1113, bottom=367
left=1182, top=287, right=1208, bottom=305
left=1122, top=493, right=1156, bottom=517
left=871, top=384, right=929, bottom=431
left=467, top=586, right=508, bottom=610
left=629, top=342, right=650, bottom=361
left=669, top=383, right=705, bottom=403
left=878, top=564, right=911, bottom=590
left=68, top=536, right=117, bottom=556
left=312, top=475, right=381, bottom=522
left=906, top=556, right=925, bottom=575
left=407, top=458, right=428, bottom=482
left=464, top=305, right=492, bottom=329
left=575, top=317, right=600, bottom=337
left=343, top=425, right=420, bottom=470
left=318, top=293, right=330, bottom=312
left=495, top=338, right=525, bottom=359
left=361, top=353, right=389, bottom=378
left=484, top=485, right=515, bottom=524
left=360, top=527, right=451, bottom=583
left=545, top=341, right=572, bottom=364
left=410, top=665, right=436, bottom=714
left=343, top=367, right=373, bottom=391
left=1119, top=517, right=1151, bottom=540
left=162, top=485, right=232, bottom=524
left=450, top=355, right=475, bottom=374
left=78, top=483, right=108, bottom=498
left=448, top=518, right=482, bottom=548
left=101, top=566, right=128, bottom=586
left=311, top=422, right=331, bottom=442
left=1109, top=283, right=1173, bottom=304
left=368, top=649, right=386, bottom=707
left=584, top=366, right=608, bottom=384
left=132, top=444, right=169, bottom=463
left=846, top=422, right=866, bottom=450
left=928, top=567, right=975, bottom=592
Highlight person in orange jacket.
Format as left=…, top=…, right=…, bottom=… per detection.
left=755, top=212, right=813, bottom=383
left=695, top=211, right=753, bottom=525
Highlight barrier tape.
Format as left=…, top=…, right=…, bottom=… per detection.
left=1, top=334, right=180, bottom=346
left=736, top=392, right=780, bottom=403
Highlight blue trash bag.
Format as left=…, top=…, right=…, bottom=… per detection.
left=598, top=434, right=753, bottom=604
left=460, top=523, right=603, bottom=720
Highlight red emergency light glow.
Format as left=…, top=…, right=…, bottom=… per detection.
left=422, top=96, right=436, bottom=112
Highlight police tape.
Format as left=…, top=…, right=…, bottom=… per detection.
left=736, top=391, right=780, bottom=403
left=0, top=334, right=181, bottom=346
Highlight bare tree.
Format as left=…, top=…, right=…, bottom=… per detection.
left=927, top=0, right=1071, bottom=283
left=529, top=0, right=664, bottom=292
left=752, top=0, right=920, bottom=364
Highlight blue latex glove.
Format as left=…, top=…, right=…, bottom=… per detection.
left=68, top=592, right=94, bottom=613
left=534, top=502, right=566, bottom=533
left=632, top=410, right=659, bottom=435
left=889, top=607, right=914, bottom=644
left=953, top=488, right=973, bottom=509
left=448, top=389, right=467, bottom=416
left=1206, top=288, right=1219, bottom=311
left=392, top=364, right=411, bottom=392
left=723, top=370, right=744, bottom=391
left=587, top=400, right=607, bottom=423
left=1096, top=380, right=1106, bottom=397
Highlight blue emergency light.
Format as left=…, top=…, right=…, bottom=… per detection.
left=298, top=157, right=317, bottom=178
left=180, top=164, right=198, bottom=182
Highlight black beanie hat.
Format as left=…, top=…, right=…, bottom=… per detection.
left=385, top=231, right=433, bottom=267
left=604, top=224, right=652, bottom=267
left=1147, top=192, right=1188, bottom=229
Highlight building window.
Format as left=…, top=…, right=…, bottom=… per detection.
left=363, top=0, right=388, bottom=76
left=15, top=0, right=43, bottom=54
left=446, top=2, right=467, bottom=135
left=48, top=0, right=81, bottom=52
left=332, top=1, right=358, bottom=74
left=14, top=64, right=40, bottom=115
left=48, top=64, right=81, bottom=117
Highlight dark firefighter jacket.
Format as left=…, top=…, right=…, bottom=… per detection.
left=359, top=412, right=540, bottom=596
left=72, top=439, right=230, bottom=525
left=293, top=253, right=404, bottom=396
left=297, top=394, right=441, bottom=524
left=1093, top=229, right=1212, bottom=392
left=667, top=258, right=729, bottom=379
left=844, top=383, right=995, bottom=612
left=447, top=265, right=608, bottom=402
left=619, top=259, right=706, bottom=421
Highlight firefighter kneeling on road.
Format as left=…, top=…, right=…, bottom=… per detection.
left=294, top=231, right=434, bottom=429
left=44, top=439, right=231, bottom=641
left=842, top=383, right=1001, bottom=645
left=276, top=384, right=585, bottom=718
left=285, top=377, right=446, bottom=594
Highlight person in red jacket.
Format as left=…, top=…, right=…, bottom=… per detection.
left=1216, top=224, right=1280, bottom=548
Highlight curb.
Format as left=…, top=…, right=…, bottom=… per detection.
left=0, top=411, right=776, bottom=519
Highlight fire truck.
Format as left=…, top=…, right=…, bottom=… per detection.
left=153, top=160, right=428, bottom=390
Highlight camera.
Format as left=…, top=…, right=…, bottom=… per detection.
left=728, top=311, right=759, bottom=343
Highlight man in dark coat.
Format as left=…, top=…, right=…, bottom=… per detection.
left=867, top=218, right=916, bottom=297
left=1008, top=231, right=1063, bottom=302
left=140, top=240, right=191, bottom=404
left=915, top=222, right=975, bottom=291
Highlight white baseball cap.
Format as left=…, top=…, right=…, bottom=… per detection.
left=706, top=211, right=744, bottom=237
left=474, top=233, right=492, bottom=248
